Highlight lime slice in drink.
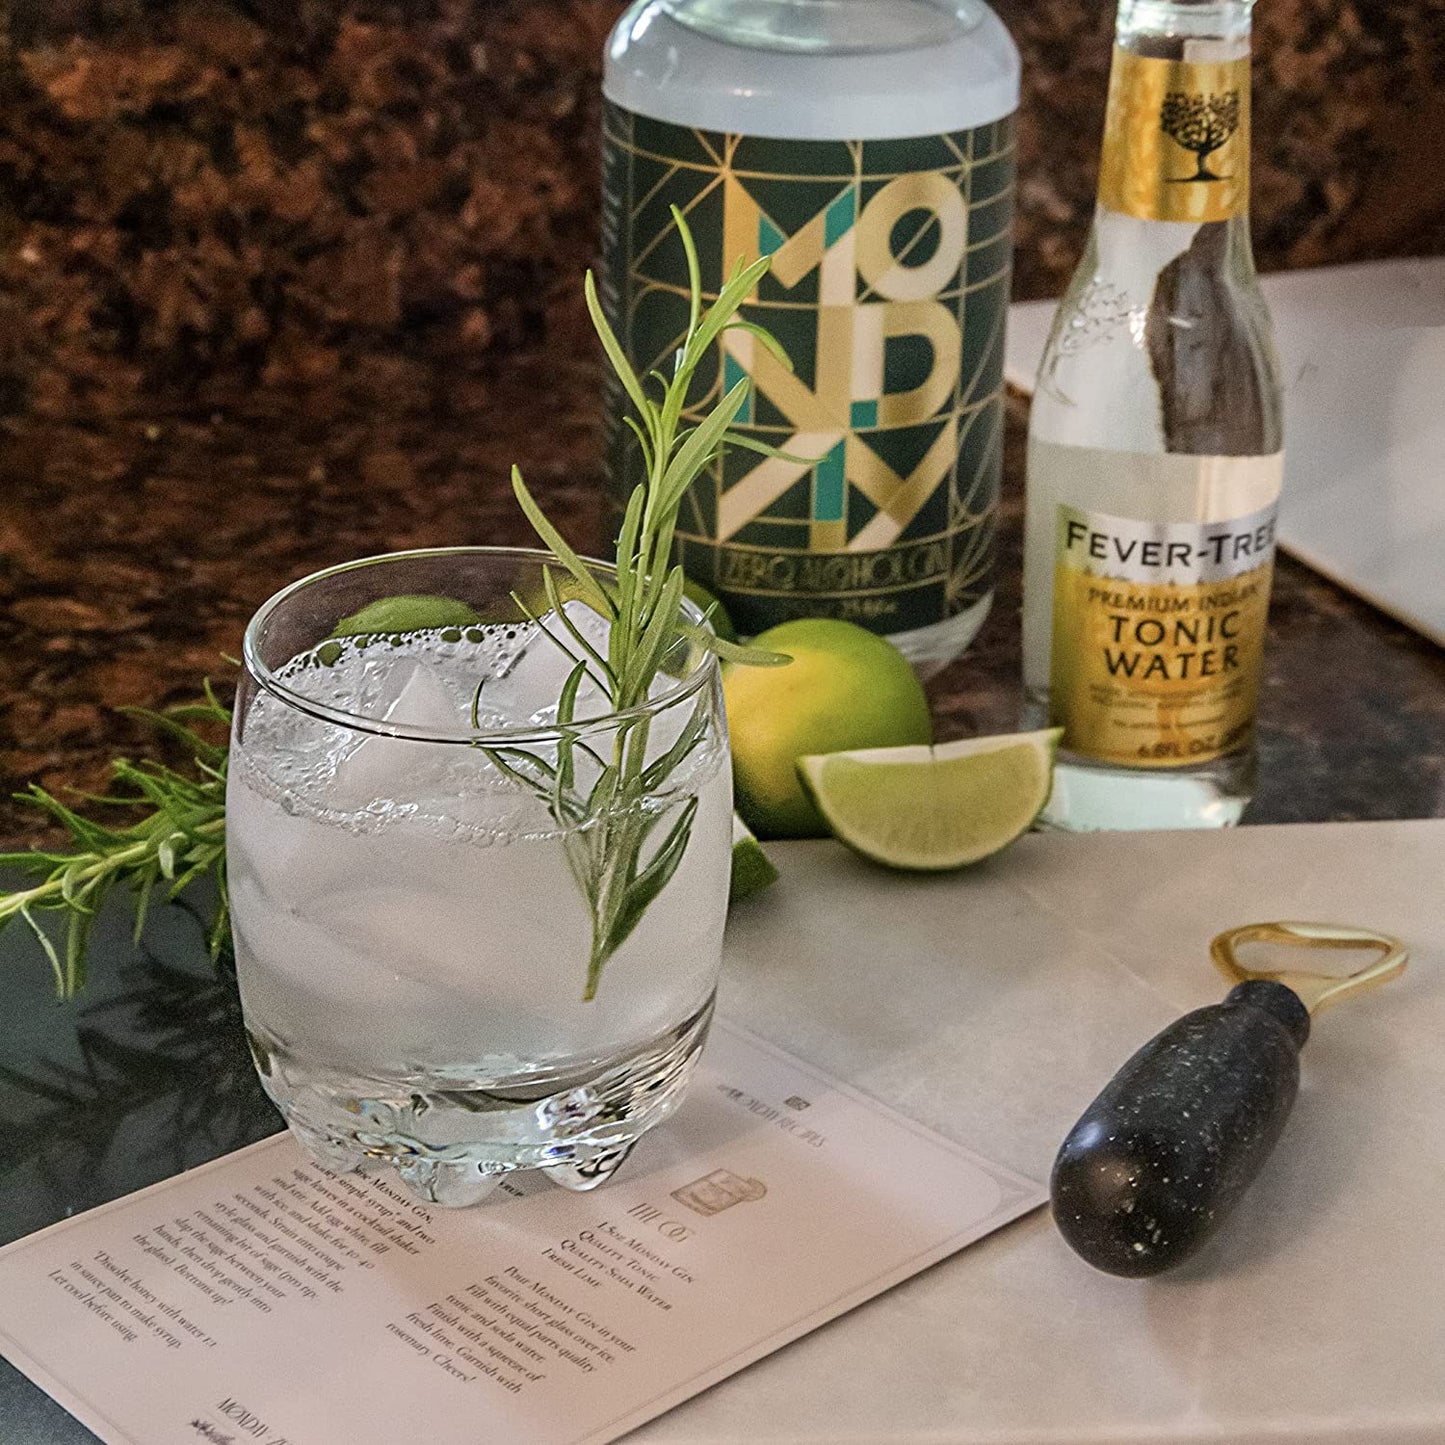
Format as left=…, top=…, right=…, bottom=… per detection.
left=797, top=730, right=1062, bottom=872
left=730, top=812, right=779, bottom=902
left=332, top=594, right=481, bottom=637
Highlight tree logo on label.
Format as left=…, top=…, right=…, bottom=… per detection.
left=1160, top=89, right=1241, bottom=182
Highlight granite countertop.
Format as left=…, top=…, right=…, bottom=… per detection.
left=1, top=368, right=1441, bottom=848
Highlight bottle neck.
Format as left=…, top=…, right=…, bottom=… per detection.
left=1098, top=1, right=1253, bottom=224
left=606, top=0, right=1020, bottom=138
left=1117, top=0, right=1253, bottom=51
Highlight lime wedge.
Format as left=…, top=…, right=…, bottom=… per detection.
left=730, top=812, right=779, bottom=902
left=797, top=730, right=1062, bottom=871
left=332, top=594, right=481, bottom=638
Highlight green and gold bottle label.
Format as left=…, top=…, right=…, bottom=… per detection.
left=602, top=102, right=1015, bottom=637
left=1097, top=47, right=1250, bottom=223
left=1049, top=471, right=1282, bottom=768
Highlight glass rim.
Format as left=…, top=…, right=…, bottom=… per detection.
left=241, top=545, right=718, bottom=746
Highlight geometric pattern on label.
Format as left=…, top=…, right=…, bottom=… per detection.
left=603, top=105, right=1016, bottom=634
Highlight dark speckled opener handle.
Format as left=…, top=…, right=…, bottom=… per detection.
left=1050, top=920, right=1408, bottom=1278
left=1050, top=922, right=1406, bottom=1277
left=1050, top=979, right=1312, bottom=1278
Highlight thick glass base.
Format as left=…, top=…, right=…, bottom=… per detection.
left=1039, top=748, right=1254, bottom=832
left=247, top=996, right=715, bottom=1207
left=1025, top=688, right=1254, bottom=831
left=889, top=591, right=993, bottom=680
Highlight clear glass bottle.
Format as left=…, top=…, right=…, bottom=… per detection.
left=1023, top=0, right=1283, bottom=829
left=603, top=1, right=1020, bottom=673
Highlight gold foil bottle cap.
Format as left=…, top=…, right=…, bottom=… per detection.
left=1097, top=46, right=1251, bottom=222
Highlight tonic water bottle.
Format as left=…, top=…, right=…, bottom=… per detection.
left=1024, top=0, right=1283, bottom=828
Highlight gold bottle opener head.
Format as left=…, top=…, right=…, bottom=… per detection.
left=1211, top=922, right=1409, bottom=1016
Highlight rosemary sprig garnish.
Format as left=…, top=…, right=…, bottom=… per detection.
left=0, top=687, right=232, bottom=998
left=495, top=207, right=792, bottom=1000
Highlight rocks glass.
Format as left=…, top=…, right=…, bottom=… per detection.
left=227, top=548, right=731, bottom=1206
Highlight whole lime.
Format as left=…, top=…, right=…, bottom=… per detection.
left=724, top=618, right=931, bottom=838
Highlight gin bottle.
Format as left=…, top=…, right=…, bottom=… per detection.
left=603, top=1, right=1019, bottom=672
left=1023, top=0, right=1283, bottom=829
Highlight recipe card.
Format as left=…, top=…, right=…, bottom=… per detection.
left=0, top=1020, right=1042, bottom=1445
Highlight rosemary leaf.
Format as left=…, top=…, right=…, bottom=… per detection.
left=0, top=210, right=800, bottom=1008
left=673, top=620, right=791, bottom=667
left=584, top=269, right=655, bottom=441
left=600, top=797, right=699, bottom=964
left=658, top=378, right=752, bottom=510
left=510, top=465, right=616, bottom=619
left=723, top=319, right=795, bottom=370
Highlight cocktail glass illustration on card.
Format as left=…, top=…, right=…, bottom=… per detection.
left=227, top=547, right=732, bottom=1208
left=672, top=1169, right=768, bottom=1217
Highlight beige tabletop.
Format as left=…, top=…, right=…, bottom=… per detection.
left=639, top=819, right=1445, bottom=1444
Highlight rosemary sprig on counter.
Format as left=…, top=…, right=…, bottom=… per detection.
left=0, top=688, right=232, bottom=998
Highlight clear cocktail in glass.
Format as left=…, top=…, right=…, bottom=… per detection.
left=227, top=547, right=731, bottom=1206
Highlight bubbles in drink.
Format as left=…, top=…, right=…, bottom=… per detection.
left=227, top=608, right=732, bottom=1084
